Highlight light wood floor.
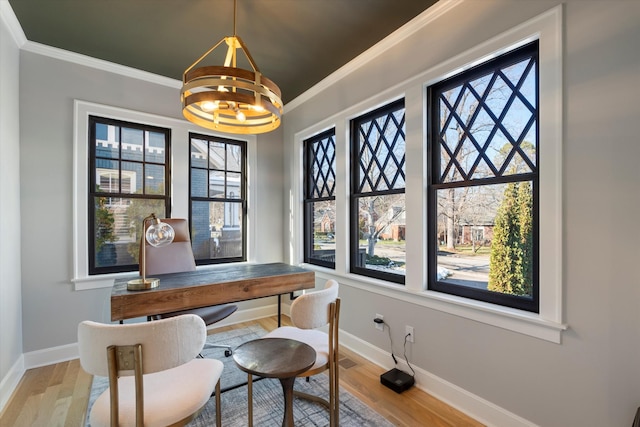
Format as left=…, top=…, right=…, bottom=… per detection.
left=0, top=316, right=483, bottom=427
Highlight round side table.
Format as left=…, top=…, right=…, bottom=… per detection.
left=233, top=337, right=316, bottom=427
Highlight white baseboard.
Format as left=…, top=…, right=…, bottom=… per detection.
left=339, top=329, right=537, bottom=427
left=16, top=304, right=284, bottom=369
left=0, top=356, right=25, bottom=413
left=2, top=307, right=535, bottom=427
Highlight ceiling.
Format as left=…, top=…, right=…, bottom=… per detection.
left=8, top=0, right=439, bottom=104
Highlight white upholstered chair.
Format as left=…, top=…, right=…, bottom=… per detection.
left=264, top=279, right=340, bottom=426
left=78, top=314, right=224, bottom=427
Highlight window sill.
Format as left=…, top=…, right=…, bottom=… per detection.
left=308, top=266, right=567, bottom=344
left=72, top=273, right=127, bottom=291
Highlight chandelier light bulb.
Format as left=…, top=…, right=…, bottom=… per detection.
left=201, top=101, right=217, bottom=112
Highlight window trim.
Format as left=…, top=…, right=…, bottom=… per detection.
left=292, top=5, right=565, bottom=343
left=426, top=40, right=540, bottom=313
left=73, top=100, right=257, bottom=291
left=420, top=5, right=565, bottom=339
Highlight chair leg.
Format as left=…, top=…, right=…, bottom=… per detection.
left=331, top=353, right=339, bottom=426
left=215, top=379, right=222, bottom=427
left=247, top=373, right=253, bottom=427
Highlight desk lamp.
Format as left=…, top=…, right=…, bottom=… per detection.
left=127, top=213, right=175, bottom=291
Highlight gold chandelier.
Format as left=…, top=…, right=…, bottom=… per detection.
left=181, top=0, right=283, bottom=134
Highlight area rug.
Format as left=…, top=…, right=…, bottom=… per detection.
left=86, top=325, right=393, bottom=426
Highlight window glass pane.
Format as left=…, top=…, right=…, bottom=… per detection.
left=191, top=200, right=243, bottom=260
left=144, top=164, right=165, bottom=194
left=146, top=131, right=166, bottom=163
left=435, top=181, right=533, bottom=299
left=226, top=172, right=241, bottom=199
left=308, top=136, right=336, bottom=199
left=191, top=168, right=208, bottom=197
left=95, top=124, right=118, bottom=159
left=355, top=193, right=406, bottom=275
left=191, top=139, right=208, bottom=168
left=227, top=144, right=242, bottom=172
left=121, top=127, right=144, bottom=161
left=147, top=131, right=165, bottom=149
left=92, top=197, right=165, bottom=268
left=96, top=160, right=120, bottom=193
left=308, top=200, right=336, bottom=264
left=209, top=171, right=226, bottom=198
left=355, top=106, right=405, bottom=193
left=209, top=142, right=225, bottom=170
left=122, top=161, right=143, bottom=194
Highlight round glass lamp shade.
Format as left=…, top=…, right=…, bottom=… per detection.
left=146, top=222, right=175, bottom=247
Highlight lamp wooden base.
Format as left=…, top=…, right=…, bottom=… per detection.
left=126, top=278, right=160, bottom=291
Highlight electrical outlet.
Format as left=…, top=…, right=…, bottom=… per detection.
left=405, top=325, right=414, bottom=342
left=374, top=314, right=384, bottom=331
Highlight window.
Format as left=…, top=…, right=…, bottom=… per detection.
left=189, top=133, right=247, bottom=264
left=427, top=41, right=539, bottom=312
left=88, top=116, right=171, bottom=275
left=303, top=129, right=336, bottom=268
left=350, top=99, right=406, bottom=284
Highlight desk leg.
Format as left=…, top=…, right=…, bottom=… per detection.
left=279, top=376, right=296, bottom=427
left=277, top=295, right=281, bottom=327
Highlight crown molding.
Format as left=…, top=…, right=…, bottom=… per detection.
left=22, top=40, right=182, bottom=88
left=1, top=0, right=180, bottom=89
left=0, top=0, right=26, bottom=46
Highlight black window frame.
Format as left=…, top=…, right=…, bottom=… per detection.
left=427, top=41, right=539, bottom=312
left=189, top=133, right=247, bottom=265
left=303, top=128, right=337, bottom=268
left=350, top=99, right=406, bottom=284
left=88, top=115, right=172, bottom=275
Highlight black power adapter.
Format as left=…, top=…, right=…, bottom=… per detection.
left=373, top=316, right=415, bottom=393
left=380, top=368, right=415, bottom=393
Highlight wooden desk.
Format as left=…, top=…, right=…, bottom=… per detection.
left=111, top=263, right=315, bottom=321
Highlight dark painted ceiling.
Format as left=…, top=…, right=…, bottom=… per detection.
left=8, top=0, right=439, bottom=103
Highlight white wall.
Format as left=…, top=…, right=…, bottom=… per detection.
left=283, top=1, right=640, bottom=426
left=0, top=3, right=23, bottom=411
left=15, top=52, right=284, bottom=352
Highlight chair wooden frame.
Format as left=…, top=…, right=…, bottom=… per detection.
left=263, top=279, right=340, bottom=426
left=293, top=298, right=340, bottom=426
left=104, top=344, right=222, bottom=427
